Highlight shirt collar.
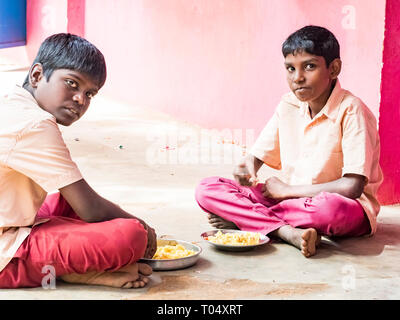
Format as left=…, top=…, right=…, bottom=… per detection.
left=10, top=85, right=40, bottom=107
left=8, top=85, right=56, bottom=120
left=320, top=79, right=346, bottom=121
left=285, top=79, right=346, bottom=122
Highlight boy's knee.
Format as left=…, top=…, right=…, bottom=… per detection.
left=109, top=218, right=148, bottom=258
left=195, top=176, right=221, bottom=204
left=115, top=218, right=147, bottom=242
left=313, top=192, right=348, bottom=210
left=198, top=176, right=221, bottom=187
left=311, top=192, right=359, bottom=235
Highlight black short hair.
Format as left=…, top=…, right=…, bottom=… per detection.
left=282, top=25, right=340, bottom=67
left=23, top=33, right=106, bottom=89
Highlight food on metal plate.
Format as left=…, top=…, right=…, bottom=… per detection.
left=206, top=230, right=261, bottom=246
left=152, top=243, right=196, bottom=260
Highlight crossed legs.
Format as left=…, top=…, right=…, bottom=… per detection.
left=196, top=176, right=370, bottom=258
left=0, top=193, right=152, bottom=289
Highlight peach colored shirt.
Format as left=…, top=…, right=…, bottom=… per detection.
left=0, top=86, right=83, bottom=272
left=250, top=80, right=383, bottom=235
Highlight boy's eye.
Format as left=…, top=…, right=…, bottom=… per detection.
left=86, top=92, right=94, bottom=99
left=305, top=63, right=316, bottom=70
left=286, top=66, right=295, bottom=72
left=65, top=79, right=78, bottom=88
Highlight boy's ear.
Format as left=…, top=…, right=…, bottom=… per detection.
left=329, top=58, right=342, bottom=80
left=29, top=63, right=44, bottom=88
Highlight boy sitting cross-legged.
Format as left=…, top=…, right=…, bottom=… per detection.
left=0, top=33, right=157, bottom=288
left=196, top=26, right=383, bottom=258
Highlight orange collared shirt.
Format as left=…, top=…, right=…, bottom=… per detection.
left=0, top=86, right=83, bottom=272
left=250, top=80, right=383, bottom=235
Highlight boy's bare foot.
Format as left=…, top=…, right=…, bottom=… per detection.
left=271, top=225, right=320, bottom=258
left=60, top=262, right=153, bottom=288
left=207, top=213, right=239, bottom=229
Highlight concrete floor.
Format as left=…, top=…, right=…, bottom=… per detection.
left=1, top=69, right=400, bottom=300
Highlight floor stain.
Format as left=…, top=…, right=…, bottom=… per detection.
left=133, top=275, right=329, bottom=300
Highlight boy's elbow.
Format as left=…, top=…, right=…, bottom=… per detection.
left=342, top=175, right=366, bottom=199
left=344, top=187, right=363, bottom=199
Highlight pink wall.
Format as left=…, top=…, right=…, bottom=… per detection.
left=25, top=0, right=385, bottom=134
left=67, top=0, right=85, bottom=37
left=26, top=0, right=67, bottom=61
left=25, top=0, right=400, bottom=204
left=377, top=0, right=400, bottom=205
left=83, top=0, right=385, bottom=135
left=26, top=0, right=85, bottom=59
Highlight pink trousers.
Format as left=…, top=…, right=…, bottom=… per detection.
left=0, top=193, right=148, bottom=288
left=195, top=176, right=370, bottom=237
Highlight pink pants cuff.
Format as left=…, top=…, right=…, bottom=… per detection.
left=195, top=176, right=371, bottom=237
left=0, top=193, right=148, bottom=288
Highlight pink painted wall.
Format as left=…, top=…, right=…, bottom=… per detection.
left=24, top=0, right=385, bottom=134
left=24, top=0, right=400, bottom=204
left=67, top=0, right=85, bottom=37
left=82, top=0, right=385, bottom=135
left=377, top=0, right=400, bottom=205
left=26, top=0, right=67, bottom=61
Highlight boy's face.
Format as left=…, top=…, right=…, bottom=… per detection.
left=29, top=65, right=99, bottom=126
left=284, top=51, right=339, bottom=104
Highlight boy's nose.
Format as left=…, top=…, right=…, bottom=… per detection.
left=72, top=93, right=84, bottom=105
left=293, top=71, right=305, bottom=83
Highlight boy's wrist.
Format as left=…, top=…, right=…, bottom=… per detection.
left=284, top=184, right=295, bottom=199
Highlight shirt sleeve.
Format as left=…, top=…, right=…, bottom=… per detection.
left=249, top=110, right=281, bottom=170
left=341, top=100, right=379, bottom=183
left=5, top=118, right=83, bottom=192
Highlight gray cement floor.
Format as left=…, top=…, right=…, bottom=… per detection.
left=1, top=69, right=400, bottom=300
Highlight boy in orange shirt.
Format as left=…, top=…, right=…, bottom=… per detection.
left=0, top=33, right=157, bottom=288
left=196, top=26, right=383, bottom=258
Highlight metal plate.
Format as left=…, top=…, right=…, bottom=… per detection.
left=139, top=239, right=202, bottom=271
left=201, top=229, right=270, bottom=252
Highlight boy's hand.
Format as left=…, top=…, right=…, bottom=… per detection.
left=262, top=176, right=291, bottom=201
left=144, top=225, right=157, bottom=259
left=133, top=217, right=157, bottom=258
left=233, top=162, right=258, bottom=187
left=140, top=221, right=157, bottom=259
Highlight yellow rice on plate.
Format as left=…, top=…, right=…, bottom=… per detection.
left=152, top=244, right=196, bottom=260
left=206, top=230, right=261, bottom=246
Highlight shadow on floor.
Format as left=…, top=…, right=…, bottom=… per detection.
left=312, top=222, right=400, bottom=258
